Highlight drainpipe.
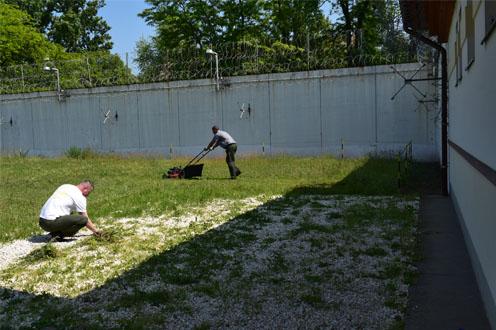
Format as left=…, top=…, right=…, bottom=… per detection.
left=404, top=26, right=448, bottom=196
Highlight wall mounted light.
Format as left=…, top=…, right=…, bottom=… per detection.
left=206, top=49, right=219, bottom=91
left=43, top=65, right=61, bottom=101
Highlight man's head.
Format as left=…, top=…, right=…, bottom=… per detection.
left=78, top=180, right=94, bottom=197
left=212, top=125, right=219, bottom=134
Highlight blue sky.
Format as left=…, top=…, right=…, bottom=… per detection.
left=98, top=0, right=335, bottom=72
left=98, top=0, right=154, bottom=59
left=99, top=0, right=335, bottom=54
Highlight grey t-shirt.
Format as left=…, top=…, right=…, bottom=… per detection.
left=213, top=130, right=236, bottom=149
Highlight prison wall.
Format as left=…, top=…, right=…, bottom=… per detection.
left=0, top=63, right=438, bottom=160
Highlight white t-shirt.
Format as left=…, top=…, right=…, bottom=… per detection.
left=40, top=184, right=87, bottom=220
left=213, top=130, right=236, bottom=149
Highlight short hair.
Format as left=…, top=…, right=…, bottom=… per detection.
left=212, top=125, right=219, bottom=131
left=80, top=180, right=94, bottom=189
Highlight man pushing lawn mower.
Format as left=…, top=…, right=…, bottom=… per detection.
left=206, top=125, right=242, bottom=180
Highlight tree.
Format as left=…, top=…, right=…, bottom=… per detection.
left=1, top=0, right=113, bottom=52
left=332, top=0, right=413, bottom=64
left=0, top=3, right=64, bottom=66
left=218, top=0, right=264, bottom=42
left=262, top=0, right=330, bottom=45
left=140, top=0, right=224, bottom=50
left=375, top=0, right=415, bottom=58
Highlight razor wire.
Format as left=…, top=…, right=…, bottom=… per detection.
left=0, top=34, right=417, bottom=95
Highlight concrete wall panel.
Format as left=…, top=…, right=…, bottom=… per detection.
left=322, top=70, right=375, bottom=147
left=177, top=86, right=221, bottom=148
left=137, top=89, right=179, bottom=152
left=270, top=76, right=322, bottom=153
left=31, top=99, right=67, bottom=154
left=99, top=93, right=139, bottom=152
left=0, top=63, right=438, bottom=160
left=0, top=101, right=33, bottom=155
left=66, top=95, right=101, bottom=151
left=219, top=78, right=271, bottom=154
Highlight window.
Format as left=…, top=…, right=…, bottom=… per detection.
left=457, top=9, right=463, bottom=82
left=455, top=11, right=462, bottom=85
left=482, top=0, right=496, bottom=44
left=465, top=0, right=475, bottom=69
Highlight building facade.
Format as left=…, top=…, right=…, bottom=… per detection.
left=400, top=0, right=496, bottom=327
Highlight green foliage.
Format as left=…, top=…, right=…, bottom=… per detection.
left=64, top=146, right=99, bottom=159
left=2, top=0, right=112, bottom=52
left=1, top=51, right=130, bottom=94
left=332, top=0, right=416, bottom=62
left=134, top=0, right=415, bottom=79
left=0, top=3, right=65, bottom=67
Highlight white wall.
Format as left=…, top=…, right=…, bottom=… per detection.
left=446, top=1, right=496, bottom=327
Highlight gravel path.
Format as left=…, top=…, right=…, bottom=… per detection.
left=0, top=233, right=91, bottom=271
left=0, top=195, right=419, bottom=329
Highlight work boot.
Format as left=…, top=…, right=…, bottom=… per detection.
left=49, top=231, right=65, bottom=242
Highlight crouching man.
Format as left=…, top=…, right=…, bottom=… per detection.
left=39, top=180, right=100, bottom=241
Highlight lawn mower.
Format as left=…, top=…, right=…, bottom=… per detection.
left=163, top=148, right=211, bottom=179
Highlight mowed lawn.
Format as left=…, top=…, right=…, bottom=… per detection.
left=0, top=155, right=440, bottom=329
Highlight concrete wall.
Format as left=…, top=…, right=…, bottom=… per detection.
left=445, top=1, right=496, bottom=327
left=0, top=63, right=438, bottom=160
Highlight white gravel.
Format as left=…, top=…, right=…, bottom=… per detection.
left=0, top=195, right=419, bottom=329
left=0, top=232, right=91, bottom=271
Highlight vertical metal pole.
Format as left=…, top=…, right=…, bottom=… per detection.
left=306, top=32, right=310, bottom=71
left=55, top=69, right=60, bottom=101
left=170, top=144, right=172, bottom=160
left=166, top=49, right=170, bottom=82
left=359, top=29, right=364, bottom=63
left=126, top=53, right=129, bottom=85
left=255, top=40, right=259, bottom=73
left=341, top=138, right=344, bottom=159
left=86, top=57, right=92, bottom=87
left=397, top=151, right=401, bottom=188
left=215, top=53, right=219, bottom=91
left=21, top=64, right=25, bottom=92
left=405, top=145, right=408, bottom=174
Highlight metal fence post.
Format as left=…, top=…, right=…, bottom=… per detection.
left=21, top=64, right=25, bottom=92
left=126, top=53, right=129, bottom=85
left=86, top=57, right=92, bottom=87
left=255, top=40, right=259, bottom=73
left=306, top=32, right=310, bottom=71
left=397, top=151, right=401, bottom=188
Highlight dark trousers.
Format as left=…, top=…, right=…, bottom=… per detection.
left=39, top=215, right=88, bottom=237
left=225, top=143, right=241, bottom=178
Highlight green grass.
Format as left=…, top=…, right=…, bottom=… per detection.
left=0, top=154, right=440, bottom=243
left=0, top=154, right=439, bottom=327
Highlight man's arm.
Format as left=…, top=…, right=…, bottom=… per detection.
left=206, top=138, right=218, bottom=150
left=79, top=212, right=100, bottom=233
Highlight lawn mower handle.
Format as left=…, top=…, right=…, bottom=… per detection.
left=183, top=148, right=211, bottom=169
